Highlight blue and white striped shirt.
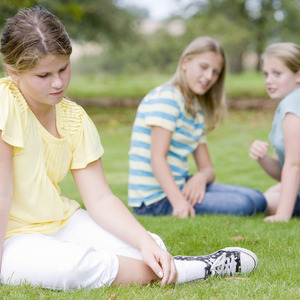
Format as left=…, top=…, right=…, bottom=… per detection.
left=128, top=85, right=206, bottom=207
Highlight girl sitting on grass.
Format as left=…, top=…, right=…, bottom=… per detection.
left=0, top=6, right=258, bottom=290
left=249, top=42, right=300, bottom=222
left=128, top=36, right=267, bottom=218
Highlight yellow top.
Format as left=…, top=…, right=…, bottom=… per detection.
left=0, top=77, right=103, bottom=238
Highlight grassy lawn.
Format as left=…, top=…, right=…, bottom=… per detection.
left=1, top=107, right=299, bottom=299
left=66, top=72, right=268, bottom=101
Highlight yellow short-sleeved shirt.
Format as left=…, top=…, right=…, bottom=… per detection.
left=0, top=77, right=104, bottom=239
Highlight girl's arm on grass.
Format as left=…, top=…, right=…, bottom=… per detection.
left=71, top=159, right=177, bottom=284
left=150, top=126, right=195, bottom=219
left=265, top=114, right=300, bottom=222
left=249, top=140, right=282, bottom=181
left=0, top=132, right=13, bottom=274
left=182, top=143, right=215, bottom=205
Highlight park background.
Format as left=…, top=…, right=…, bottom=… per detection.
left=0, top=0, right=300, bottom=299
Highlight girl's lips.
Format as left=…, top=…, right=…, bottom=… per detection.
left=50, top=91, right=63, bottom=96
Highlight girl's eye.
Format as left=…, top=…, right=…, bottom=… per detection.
left=274, top=71, right=281, bottom=77
left=60, top=66, right=67, bottom=73
left=200, top=64, right=207, bottom=70
left=37, top=74, right=48, bottom=78
left=262, top=72, right=268, bottom=78
left=213, top=70, right=220, bottom=76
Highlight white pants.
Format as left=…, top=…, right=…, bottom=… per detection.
left=1, top=209, right=166, bottom=290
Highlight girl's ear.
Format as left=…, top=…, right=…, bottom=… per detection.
left=7, top=69, right=19, bottom=83
left=296, top=70, right=300, bottom=84
left=181, top=56, right=188, bottom=71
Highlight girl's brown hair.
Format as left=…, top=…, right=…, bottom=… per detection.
left=168, top=36, right=226, bottom=132
left=1, top=6, right=72, bottom=73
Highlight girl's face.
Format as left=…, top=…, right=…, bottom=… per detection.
left=181, top=51, right=223, bottom=96
left=262, top=55, right=300, bottom=100
left=10, top=54, right=71, bottom=111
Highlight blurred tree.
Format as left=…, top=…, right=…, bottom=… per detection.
left=82, top=30, right=184, bottom=75
left=0, top=0, right=139, bottom=43
left=3, top=0, right=300, bottom=75
left=183, top=0, right=300, bottom=72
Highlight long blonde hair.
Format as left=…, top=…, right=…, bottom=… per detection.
left=168, top=36, right=226, bottom=132
left=1, top=6, right=72, bottom=73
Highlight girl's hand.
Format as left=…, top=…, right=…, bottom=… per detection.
left=141, top=243, right=177, bottom=285
left=264, top=214, right=290, bottom=222
left=249, top=140, right=269, bottom=160
left=182, top=172, right=206, bottom=206
left=172, top=200, right=195, bottom=218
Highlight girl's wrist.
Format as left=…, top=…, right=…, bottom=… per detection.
left=195, top=171, right=208, bottom=184
left=275, top=208, right=293, bottom=220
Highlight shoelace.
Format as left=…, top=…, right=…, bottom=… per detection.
left=209, top=253, right=237, bottom=276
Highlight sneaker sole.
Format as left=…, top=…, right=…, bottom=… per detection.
left=222, top=247, right=258, bottom=270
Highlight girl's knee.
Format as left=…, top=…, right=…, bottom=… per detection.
left=240, top=189, right=267, bottom=213
left=55, top=248, right=119, bottom=289
left=238, top=203, right=255, bottom=216
left=2, top=244, right=119, bottom=290
left=238, top=193, right=267, bottom=215
left=234, top=197, right=256, bottom=216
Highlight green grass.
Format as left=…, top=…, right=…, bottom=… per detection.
left=2, top=108, right=299, bottom=299
left=225, top=72, right=268, bottom=99
left=67, top=72, right=268, bottom=101
left=67, top=73, right=170, bottom=100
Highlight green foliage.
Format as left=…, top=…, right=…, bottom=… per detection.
left=74, top=30, right=185, bottom=75
left=184, top=0, right=300, bottom=72
left=2, top=0, right=300, bottom=75
left=0, top=0, right=138, bottom=43
left=66, top=0, right=300, bottom=76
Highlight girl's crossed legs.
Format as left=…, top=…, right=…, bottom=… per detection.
left=1, top=209, right=259, bottom=290
left=1, top=209, right=165, bottom=290
left=134, top=182, right=267, bottom=216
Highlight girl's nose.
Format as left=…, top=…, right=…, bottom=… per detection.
left=204, top=69, right=213, bottom=80
left=52, top=74, right=63, bottom=89
left=264, top=75, right=272, bottom=84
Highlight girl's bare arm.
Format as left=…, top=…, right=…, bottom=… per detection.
left=0, top=132, right=13, bottom=272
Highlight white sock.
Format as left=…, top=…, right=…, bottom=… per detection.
left=174, top=259, right=207, bottom=284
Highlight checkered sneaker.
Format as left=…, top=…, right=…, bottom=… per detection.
left=174, top=247, right=258, bottom=278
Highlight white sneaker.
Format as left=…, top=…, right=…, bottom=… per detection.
left=174, top=247, right=258, bottom=278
